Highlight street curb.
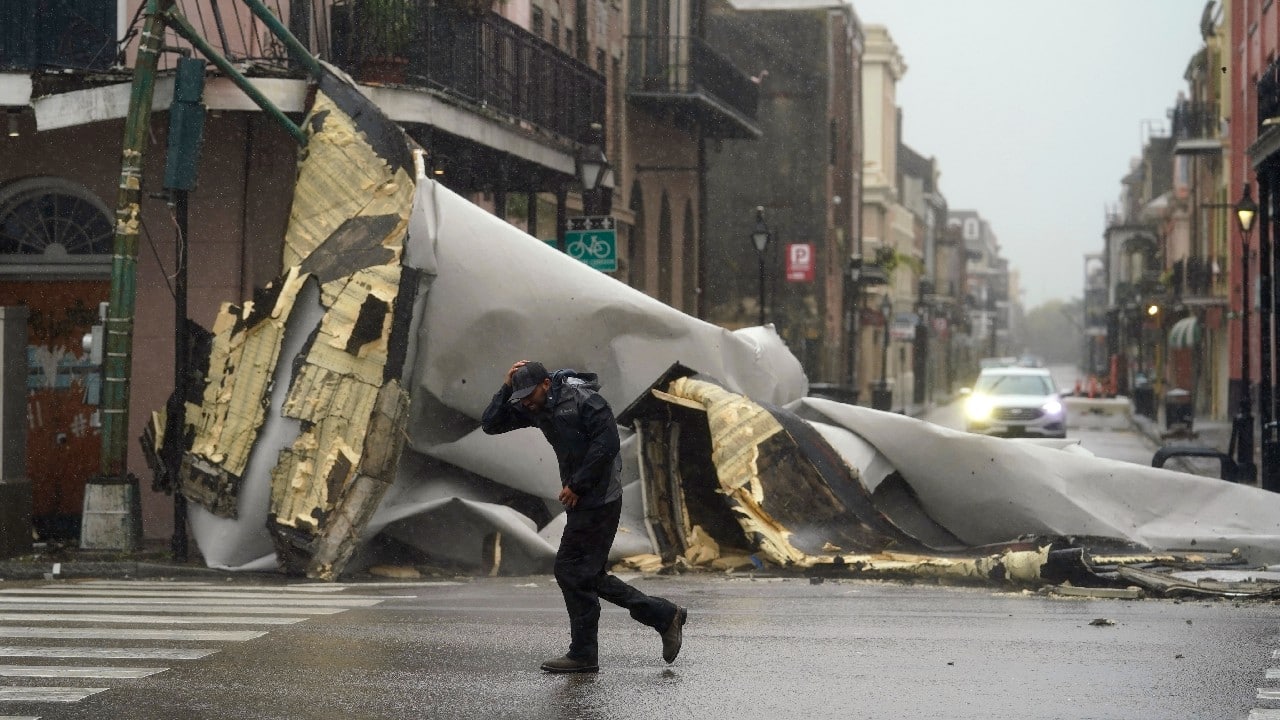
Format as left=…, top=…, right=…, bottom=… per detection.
left=0, top=560, right=232, bottom=581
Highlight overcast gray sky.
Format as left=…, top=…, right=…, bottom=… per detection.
left=852, top=0, right=1208, bottom=309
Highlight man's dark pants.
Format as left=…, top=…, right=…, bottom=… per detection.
left=555, top=498, right=676, bottom=662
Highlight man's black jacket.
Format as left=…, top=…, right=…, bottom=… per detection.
left=481, top=369, right=624, bottom=511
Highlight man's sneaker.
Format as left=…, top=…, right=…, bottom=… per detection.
left=540, top=655, right=599, bottom=674
left=661, top=606, right=687, bottom=663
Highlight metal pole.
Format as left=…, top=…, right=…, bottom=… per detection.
left=100, top=0, right=173, bottom=479
left=757, top=251, right=766, bottom=326
left=1238, top=220, right=1258, bottom=482
left=168, top=191, right=189, bottom=560
left=880, top=309, right=889, bottom=387
left=163, top=10, right=307, bottom=145
left=1261, top=170, right=1277, bottom=490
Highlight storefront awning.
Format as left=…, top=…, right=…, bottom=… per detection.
left=1169, top=316, right=1201, bottom=349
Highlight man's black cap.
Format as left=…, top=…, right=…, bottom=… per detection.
left=509, top=361, right=549, bottom=403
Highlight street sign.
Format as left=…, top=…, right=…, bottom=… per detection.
left=565, top=216, right=617, bottom=272
left=786, top=243, right=814, bottom=282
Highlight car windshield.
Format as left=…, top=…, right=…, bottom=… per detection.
left=974, top=374, right=1053, bottom=396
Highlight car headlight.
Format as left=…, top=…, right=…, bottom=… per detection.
left=1042, top=399, right=1063, bottom=416
left=965, top=395, right=994, bottom=421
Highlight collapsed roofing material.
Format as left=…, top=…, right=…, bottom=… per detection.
left=144, top=64, right=419, bottom=578
left=618, top=363, right=935, bottom=568
left=141, top=57, right=1280, bottom=590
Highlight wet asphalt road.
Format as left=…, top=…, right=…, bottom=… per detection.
left=8, top=370, right=1276, bottom=720
left=5, top=575, right=1276, bottom=720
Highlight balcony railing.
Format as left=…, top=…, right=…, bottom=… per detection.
left=331, top=2, right=604, bottom=143
left=1261, top=56, right=1280, bottom=131
left=1171, top=100, right=1219, bottom=141
left=625, top=34, right=759, bottom=139
left=0, top=0, right=118, bottom=72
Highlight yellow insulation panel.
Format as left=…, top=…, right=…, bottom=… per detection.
left=663, top=377, right=806, bottom=567
left=282, top=93, right=413, bottom=269
left=188, top=266, right=308, bottom=476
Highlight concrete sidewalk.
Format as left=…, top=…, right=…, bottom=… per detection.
left=1128, top=404, right=1247, bottom=481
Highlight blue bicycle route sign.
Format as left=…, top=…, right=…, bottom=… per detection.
left=564, top=216, right=617, bottom=272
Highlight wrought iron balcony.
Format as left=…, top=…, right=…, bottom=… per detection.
left=625, top=34, right=760, bottom=139
left=0, top=0, right=118, bottom=72
left=1171, top=100, right=1221, bottom=155
left=1261, top=56, right=1280, bottom=132
left=329, top=1, right=605, bottom=144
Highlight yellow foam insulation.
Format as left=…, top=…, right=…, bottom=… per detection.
left=662, top=377, right=807, bottom=567
left=683, top=525, right=720, bottom=565
left=281, top=93, right=412, bottom=269
left=266, top=90, right=413, bottom=536
left=187, top=265, right=308, bottom=476
left=791, top=546, right=1052, bottom=584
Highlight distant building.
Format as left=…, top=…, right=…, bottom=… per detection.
left=701, top=0, right=865, bottom=386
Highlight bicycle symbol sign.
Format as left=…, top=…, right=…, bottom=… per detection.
left=565, top=216, right=617, bottom=272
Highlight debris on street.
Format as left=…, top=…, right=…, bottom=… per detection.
left=141, top=59, right=1280, bottom=600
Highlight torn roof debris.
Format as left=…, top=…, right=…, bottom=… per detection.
left=139, top=60, right=1280, bottom=601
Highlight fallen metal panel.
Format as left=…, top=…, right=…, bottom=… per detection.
left=165, top=63, right=417, bottom=578
left=1116, top=565, right=1280, bottom=598
left=792, top=398, right=1280, bottom=566
left=622, top=370, right=934, bottom=569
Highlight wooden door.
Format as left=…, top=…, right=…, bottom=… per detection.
left=0, top=280, right=108, bottom=538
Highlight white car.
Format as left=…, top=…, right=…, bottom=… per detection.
left=961, top=366, right=1066, bottom=439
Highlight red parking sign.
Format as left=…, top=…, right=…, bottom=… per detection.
left=786, top=243, right=814, bottom=282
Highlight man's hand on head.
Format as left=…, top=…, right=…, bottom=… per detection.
left=558, top=486, right=579, bottom=509
left=506, top=360, right=530, bottom=387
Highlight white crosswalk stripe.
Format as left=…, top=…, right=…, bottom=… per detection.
left=0, top=646, right=216, bottom=660
left=0, top=595, right=379, bottom=607
left=0, top=628, right=266, bottom=642
left=0, top=688, right=106, bottom=702
left=0, top=602, right=347, bottom=615
left=0, top=589, right=403, bottom=603
left=0, top=612, right=305, bottom=625
left=0, top=580, right=400, bottom=710
left=0, top=666, right=166, bottom=679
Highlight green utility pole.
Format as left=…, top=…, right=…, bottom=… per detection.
left=91, top=0, right=326, bottom=550
left=85, top=0, right=173, bottom=550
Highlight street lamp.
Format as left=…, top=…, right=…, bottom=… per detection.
left=1235, top=183, right=1258, bottom=482
left=751, top=207, right=770, bottom=326
left=872, top=293, right=893, bottom=411
left=847, top=254, right=863, bottom=394
left=576, top=122, right=612, bottom=216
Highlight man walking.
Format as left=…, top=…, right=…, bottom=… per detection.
left=482, top=360, right=687, bottom=673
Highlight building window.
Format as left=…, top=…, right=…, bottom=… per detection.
left=0, top=177, right=114, bottom=273
left=551, top=19, right=560, bottom=48
left=596, top=48, right=606, bottom=74
left=532, top=6, right=545, bottom=39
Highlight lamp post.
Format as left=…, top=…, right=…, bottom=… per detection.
left=576, top=122, right=612, bottom=216
left=847, top=254, right=862, bottom=397
left=872, top=293, right=893, bottom=411
left=1235, top=183, right=1258, bottom=482
left=751, top=207, right=770, bottom=326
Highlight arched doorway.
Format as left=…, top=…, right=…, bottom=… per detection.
left=0, top=177, right=113, bottom=539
